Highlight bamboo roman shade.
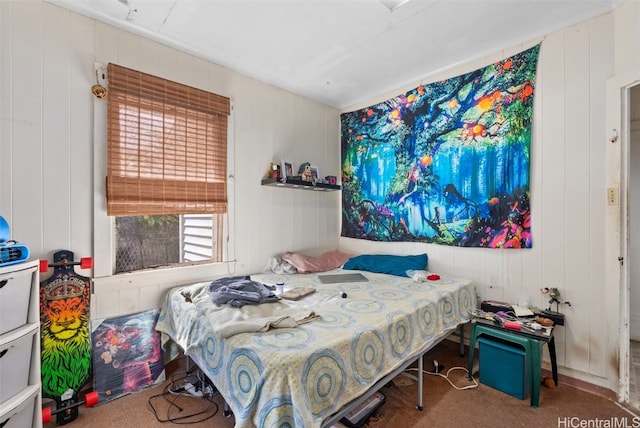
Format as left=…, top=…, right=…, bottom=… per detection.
left=106, top=63, right=230, bottom=216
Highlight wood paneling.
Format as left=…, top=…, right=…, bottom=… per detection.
left=340, top=9, right=622, bottom=388
left=563, top=21, right=592, bottom=374
left=587, top=12, right=614, bottom=378
left=0, top=0, right=636, bottom=392
left=1, top=1, right=340, bottom=319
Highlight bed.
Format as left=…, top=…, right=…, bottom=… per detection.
left=155, top=268, right=475, bottom=428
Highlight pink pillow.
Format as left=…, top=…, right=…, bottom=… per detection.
left=282, top=250, right=354, bottom=273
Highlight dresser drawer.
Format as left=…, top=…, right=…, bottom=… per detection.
left=0, top=266, right=35, bottom=335
left=0, top=326, right=36, bottom=404
left=0, top=386, right=39, bottom=428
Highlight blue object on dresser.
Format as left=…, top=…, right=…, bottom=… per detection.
left=0, top=215, right=9, bottom=242
left=478, top=336, right=529, bottom=400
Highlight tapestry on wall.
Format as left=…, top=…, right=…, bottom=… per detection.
left=340, top=44, right=540, bottom=248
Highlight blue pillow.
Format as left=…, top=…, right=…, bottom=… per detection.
left=343, top=254, right=428, bottom=277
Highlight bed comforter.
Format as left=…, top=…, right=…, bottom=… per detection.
left=156, top=268, right=475, bottom=427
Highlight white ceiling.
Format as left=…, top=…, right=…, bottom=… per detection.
left=48, top=0, right=620, bottom=110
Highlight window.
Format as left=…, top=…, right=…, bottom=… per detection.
left=114, top=214, right=222, bottom=273
left=106, top=64, right=230, bottom=273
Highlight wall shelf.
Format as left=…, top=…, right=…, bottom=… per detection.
left=261, top=177, right=341, bottom=191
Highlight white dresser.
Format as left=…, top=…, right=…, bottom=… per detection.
left=0, top=260, right=41, bottom=428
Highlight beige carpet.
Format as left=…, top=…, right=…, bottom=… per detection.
left=44, top=340, right=637, bottom=428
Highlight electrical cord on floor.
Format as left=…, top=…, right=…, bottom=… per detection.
left=405, top=361, right=479, bottom=391
left=147, top=370, right=220, bottom=424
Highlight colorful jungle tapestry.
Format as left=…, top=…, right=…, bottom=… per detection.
left=340, top=44, right=540, bottom=248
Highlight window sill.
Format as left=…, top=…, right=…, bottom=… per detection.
left=93, top=260, right=237, bottom=292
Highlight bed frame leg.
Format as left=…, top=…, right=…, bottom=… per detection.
left=459, top=324, right=465, bottom=357
left=416, top=355, right=424, bottom=411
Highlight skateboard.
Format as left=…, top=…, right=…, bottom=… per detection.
left=39, top=250, right=94, bottom=425
left=41, top=390, right=99, bottom=425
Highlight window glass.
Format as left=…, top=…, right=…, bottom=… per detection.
left=114, top=214, right=219, bottom=273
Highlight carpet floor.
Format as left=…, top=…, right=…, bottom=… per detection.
left=44, top=340, right=638, bottom=428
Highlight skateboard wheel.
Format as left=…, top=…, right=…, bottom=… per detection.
left=42, top=406, right=52, bottom=423
left=85, top=391, right=99, bottom=407
left=80, top=257, right=93, bottom=269
left=39, top=259, right=49, bottom=273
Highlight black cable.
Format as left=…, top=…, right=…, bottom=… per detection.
left=146, top=376, right=220, bottom=424
left=147, top=385, right=219, bottom=424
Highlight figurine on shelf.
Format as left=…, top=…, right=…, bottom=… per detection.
left=541, top=287, right=571, bottom=312
left=298, top=162, right=313, bottom=182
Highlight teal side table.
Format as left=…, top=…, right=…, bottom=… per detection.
left=467, top=319, right=557, bottom=408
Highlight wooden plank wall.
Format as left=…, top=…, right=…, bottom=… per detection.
left=0, top=2, right=341, bottom=317
left=2, top=0, right=639, bottom=394
left=340, top=10, right=626, bottom=389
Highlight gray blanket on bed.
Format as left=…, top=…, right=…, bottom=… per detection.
left=209, top=276, right=280, bottom=307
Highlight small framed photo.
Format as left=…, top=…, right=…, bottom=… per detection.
left=281, top=161, right=294, bottom=178
left=310, top=166, right=319, bottom=182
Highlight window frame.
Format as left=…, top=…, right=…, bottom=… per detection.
left=92, top=63, right=236, bottom=285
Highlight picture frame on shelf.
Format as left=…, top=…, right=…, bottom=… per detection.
left=310, top=166, right=319, bottom=182
left=281, top=161, right=294, bottom=179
